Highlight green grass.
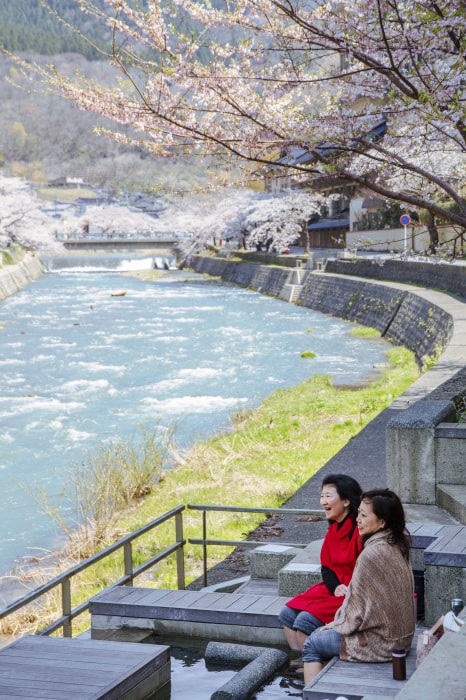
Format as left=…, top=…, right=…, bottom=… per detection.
left=350, top=325, right=381, bottom=338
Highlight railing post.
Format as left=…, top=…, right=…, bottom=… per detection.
left=175, top=511, right=185, bottom=590
left=202, top=509, right=208, bottom=588
left=124, top=541, right=133, bottom=585
left=62, top=578, right=72, bottom=638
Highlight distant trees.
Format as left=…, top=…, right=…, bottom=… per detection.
left=155, top=188, right=323, bottom=258
left=0, top=175, right=59, bottom=252
left=0, top=0, right=108, bottom=59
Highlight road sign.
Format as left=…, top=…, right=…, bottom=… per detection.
left=400, top=214, right=411, bottom=225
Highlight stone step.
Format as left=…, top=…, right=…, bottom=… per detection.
left=278, top=283, right=303, bottom=302
left=436, top=484, right=466, bottom=525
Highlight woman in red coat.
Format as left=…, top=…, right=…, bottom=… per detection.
left=278, top=473, right=363, bottom=650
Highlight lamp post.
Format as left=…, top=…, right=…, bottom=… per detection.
left=400, top=214, right=411, bottom=255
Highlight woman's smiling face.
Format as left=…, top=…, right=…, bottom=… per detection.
left=320, top=484, right=350, bottom=523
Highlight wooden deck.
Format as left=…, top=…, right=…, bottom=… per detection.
left=303, top=627, right=425, bottom=700
left=90, top=586, right=288, bottom=629
left=0, top=635, right=170, bottom=699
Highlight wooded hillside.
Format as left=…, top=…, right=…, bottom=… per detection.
left=0, top=0, right=109, bottom=58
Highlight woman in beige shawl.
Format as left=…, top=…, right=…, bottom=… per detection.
left=303, top=488, right=415, bottom=684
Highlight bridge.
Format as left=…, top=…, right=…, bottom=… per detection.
left=55, top=232, right=179, bottom=252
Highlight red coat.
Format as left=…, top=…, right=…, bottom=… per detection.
left=285, top=516, right=362, bottom=624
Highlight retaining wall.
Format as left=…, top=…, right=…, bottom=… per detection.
left=326, top=258, right=466, bottom=299
left=0, top=253, right=43, bottom=301
left=190, top=256, right=453, bottom=368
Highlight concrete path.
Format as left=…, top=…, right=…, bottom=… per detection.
left=189, top=275, right=466, bottom=589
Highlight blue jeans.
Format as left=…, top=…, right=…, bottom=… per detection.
left=278, top=604, right=324, bottom=636
left=302, top=627, right=343, bottom=663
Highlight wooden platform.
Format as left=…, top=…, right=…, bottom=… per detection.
left=303, top=627, right=425, bottom=700
left=0, top=635, right=170, bottom=699
left=90, top=587, right=289, bottom=645
left=91, top=586, right=287, bottom=627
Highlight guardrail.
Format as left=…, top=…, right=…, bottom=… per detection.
left=0, top=506, right=185, bottom=639
left=187, top=504, right=324, bottom=587
left=0, top=504, right=323, bottom=639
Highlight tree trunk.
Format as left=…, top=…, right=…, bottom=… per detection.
left=302, top=225, right=310, bottom=254
left=427, top=210, right=439, bottom=253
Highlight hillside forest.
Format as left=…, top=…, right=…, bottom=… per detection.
left=0, top=0, right=243, bottom=196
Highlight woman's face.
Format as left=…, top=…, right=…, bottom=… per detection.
left=357, top=499, right=385, bottom=537
left=320, top=484, right=350, bottom=523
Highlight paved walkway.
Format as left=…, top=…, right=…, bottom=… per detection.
left=188, top=275, right=466, bottom=589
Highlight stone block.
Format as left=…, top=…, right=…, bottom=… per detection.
left=278, top=539, right=323, bottom=598
left=278, top=561, right=322, bottom=598
left=250, top=544, right=300, bottom=580
left=437, top=484, right=466, bottom=525
left=423, top=564, right=466, bottom=625
left=386, top=400, right=455, bottom=504
left=435, top=424, right=466, bottom=484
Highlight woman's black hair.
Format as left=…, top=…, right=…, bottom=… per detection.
left=322, top=474, right=363, bottom=517
left=360, top=488, right=411, bottom=560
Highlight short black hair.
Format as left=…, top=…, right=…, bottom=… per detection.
left=322, top=474, right=363, bottom=516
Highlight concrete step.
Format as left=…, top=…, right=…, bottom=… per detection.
left=278, top=283, right=303, bottom=302
left=436, top=484, right=466, bottom=525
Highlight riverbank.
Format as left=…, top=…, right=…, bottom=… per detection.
left=0, top=251, right=42, bottom=301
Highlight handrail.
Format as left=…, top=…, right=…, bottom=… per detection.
left=187, top=504, right=324, bottom=587
left=0, top=503, right=323, bottom=639
left=0, top=505, right=185, bottom=638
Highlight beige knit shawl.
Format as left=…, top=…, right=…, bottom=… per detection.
left=332, top=529, right=415, bottom=662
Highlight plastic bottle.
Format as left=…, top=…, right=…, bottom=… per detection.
left=392, top=645, right=407, bottom=680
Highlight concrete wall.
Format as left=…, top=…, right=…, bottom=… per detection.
left=326, top=257, right=466, bottom=300
left=0, top=253, right=43, bottom=301
left=190, top=256, right=453, bottom=369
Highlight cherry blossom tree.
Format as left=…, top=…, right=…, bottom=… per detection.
left=75, top=204, right=164, bottom=236
left=242, top=190, right=324, bottom=253
left=153, top=187, right=323, bottom=259
left=0, top=175, right=62, bottom=254
left=9, top=1, right=466, bottom=255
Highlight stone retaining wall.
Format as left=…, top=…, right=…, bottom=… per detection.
left=190, top=256, right=453, bottom=368
left=190, top=256, right=290, bottom=297
left=0, top=253, right=43, bottom=301
left=326, top=257, right=466, bottom=299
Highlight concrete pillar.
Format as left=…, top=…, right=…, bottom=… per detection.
left=386, top=400, right=455, bottom=504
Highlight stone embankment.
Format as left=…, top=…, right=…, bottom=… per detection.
left=0, top=253, right=43, bottom=301
left=190, top=255, right=454, bottom=368
left=326, top=256, right=466, bottom=299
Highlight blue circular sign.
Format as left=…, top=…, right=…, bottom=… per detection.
left=400, top=214, right=411, bottom=225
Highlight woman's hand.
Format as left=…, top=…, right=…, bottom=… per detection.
left=334, top=584, right=348, bottom=597
left=316, top=624, right=333, bottom=633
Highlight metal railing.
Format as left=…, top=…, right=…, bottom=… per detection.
left=0, top=504, right=323, bottom=639
left=187, top=504, right=324, bottom=587
left=0, top=505, right=185, bottom=639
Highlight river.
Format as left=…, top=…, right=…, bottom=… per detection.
left=0, top=254, right=390, bottom=596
